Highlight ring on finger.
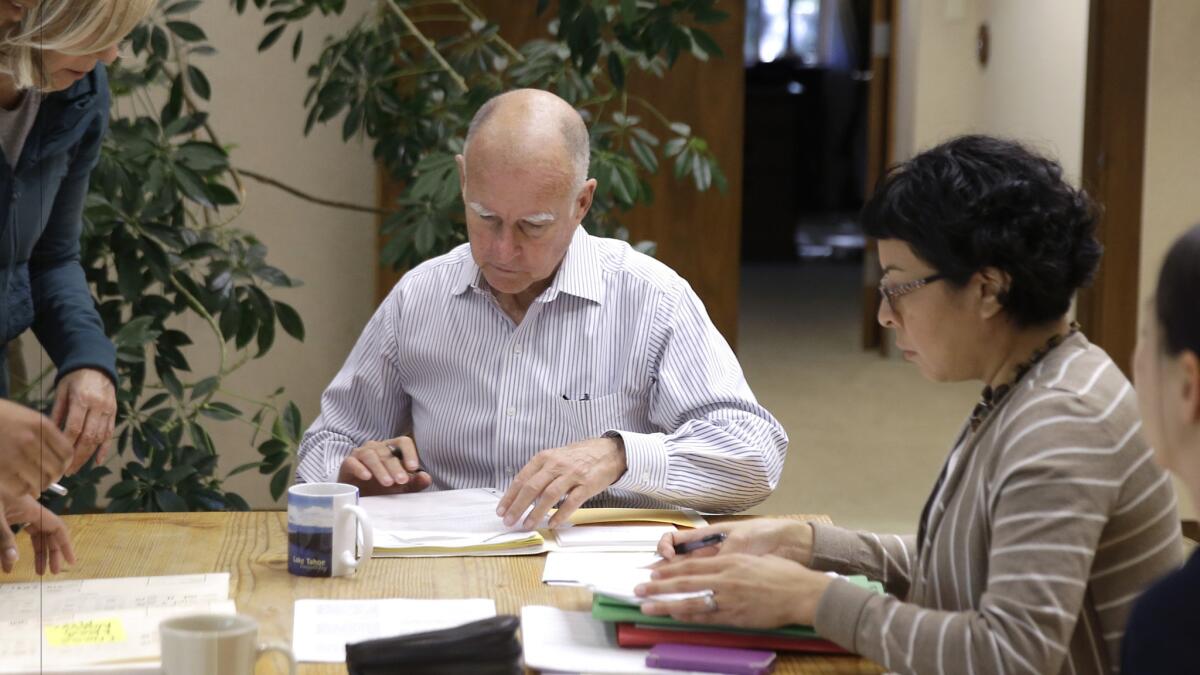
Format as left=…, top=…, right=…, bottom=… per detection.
left=702, top=594, right=718, bottom=612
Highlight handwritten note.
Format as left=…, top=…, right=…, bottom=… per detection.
left=44, top=618, right=128, bottom=647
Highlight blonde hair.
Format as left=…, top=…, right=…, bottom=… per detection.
left=0, top=0, right=155, bottom=90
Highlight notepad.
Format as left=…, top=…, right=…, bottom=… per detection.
left=541, top=551, right=662, bottom=586
left=521, top=606, right=681, bottom=674
left=0, top=574, right=234, bottom=674
left=293, top=598, right=497, bottom=663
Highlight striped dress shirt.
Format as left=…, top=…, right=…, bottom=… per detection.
left=810, top=332, right=1182, bottom=675
left=296, top=226, right=789, bottom=512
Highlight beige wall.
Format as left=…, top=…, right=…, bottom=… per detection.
left=185, top=3, right=377, bottom=507
left=1141, top=0, right=1200, bottom=520
left=892, top=0, right=1089, bottom=183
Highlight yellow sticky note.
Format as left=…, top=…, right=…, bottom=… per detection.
left=44, top=618, right=127, bottom=647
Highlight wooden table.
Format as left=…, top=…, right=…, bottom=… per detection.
left=9, top=512, right=883, bottom=674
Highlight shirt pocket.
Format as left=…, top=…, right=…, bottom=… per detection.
left=557, top=392, right=638, bottom=440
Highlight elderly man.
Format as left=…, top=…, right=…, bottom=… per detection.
left=296, top=89, right=787, bottom=527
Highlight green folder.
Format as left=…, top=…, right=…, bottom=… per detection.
left=591, top=574, right=884, bottom=638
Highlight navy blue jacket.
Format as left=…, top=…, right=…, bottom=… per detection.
left=0, top=65, right=116, bottom=397
left=1122, top=547, right=1200, bottom=674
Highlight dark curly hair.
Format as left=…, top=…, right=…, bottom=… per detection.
left=1156, top=223, right=1200, bottom=357
left=861, top=135, right=1102, bottom=327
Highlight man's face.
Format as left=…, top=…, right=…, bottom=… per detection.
left=457, top=154, right=594, bottom=296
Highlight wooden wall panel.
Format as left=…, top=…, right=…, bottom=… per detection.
left=377, top=1, right=746, bottom=346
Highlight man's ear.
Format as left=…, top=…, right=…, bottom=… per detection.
left=456, top=154, right=467, bottom=196
left=976, top=267, right=1012, bottom=320
left=573, top=178, right=598, bottom=224
left=1180, top=351, right=1200, bottom=423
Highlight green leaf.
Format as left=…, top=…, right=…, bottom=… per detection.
left=155, top=488, right=189, bottom=512
left=269, top=467, right=291, bottom=501
left=165, top=0, right=203, bottom=15
left=166, top=21, right=206, bottom=42
left=607, top=52, right=625, bottom=90
left=291, top=30, right=304, bottom=61
left=176, top=141, right=227, bottom=173
left=256, top=314, right=276, bottom=356
left=160, top=368, right=183, bottom=400
left=114, top=316, right=158, bottom=348
left=689, top=28, right=724, bottom=59
left=187, top=65, right=211, bottom=99
left=191, top=376, right=219, bottom=401
left=258, top=25, right=286, bottom=52
left=201, top=402, right=242, bottom=421
left=275, top=301, right=305, bottom=341
left=226, top=461, right=260, bottom=478
left=282, top=401, right=302, bottom=442
left=174, top=165, right=213, bottom=207
left=620, top=0, right=637, bottom=25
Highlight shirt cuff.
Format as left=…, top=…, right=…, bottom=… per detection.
left=808, top=522, right=863, bottom=573
left=814, top=576, right=873, bottom=652
left=606, top=430, right=670, bottom=493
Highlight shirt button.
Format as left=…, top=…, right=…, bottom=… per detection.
left=505, top=466, right=514, bottom=475
left=505, top=406, right=516, bottom=417
left=641, top=472, right=651, bottom=482
left=513, top=344, right=523, bottom=354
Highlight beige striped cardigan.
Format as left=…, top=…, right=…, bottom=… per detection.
left=811, top=332, right=1182, bottom=675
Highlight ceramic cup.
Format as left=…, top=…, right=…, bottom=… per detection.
left=159, top=613, right=295, bottom=675
left=287, top=482, right=374, bottom=577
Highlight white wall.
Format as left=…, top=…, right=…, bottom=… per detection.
left=893, top=0, right=1089, bottom=183
left=1140, top=0, right=1200, bottom=520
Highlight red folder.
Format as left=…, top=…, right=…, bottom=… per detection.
left=616, top=623, right=851, bottom=654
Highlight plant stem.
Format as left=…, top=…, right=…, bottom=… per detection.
left=384, top=0, right=469, bottom=94
left=454, top=0, right=524, bottom=63
left=627, top=93, right=675, bottom=130
left=168, top=274, right=227, bottom=379
left=235, top=168, right=390, bottom=216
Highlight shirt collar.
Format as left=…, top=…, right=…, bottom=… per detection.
left=449, top=225, right=605, bottom=305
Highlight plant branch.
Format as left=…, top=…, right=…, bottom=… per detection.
left=235, top=168, right=391, bottom=216
left=454, top=0, right=524, bottom=63
left=384, top=0, right=469, bottom=93
left=626, top=93, right=675, bottom=130
left=168, top=274, right=227, bottom=378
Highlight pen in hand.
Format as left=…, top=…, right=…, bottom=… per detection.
left=48, top=483, right=68, bottom=496
left=673, top=532, right=726, bottom=555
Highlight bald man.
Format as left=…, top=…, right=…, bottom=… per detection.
left=296, top=89, right=788, bottom=524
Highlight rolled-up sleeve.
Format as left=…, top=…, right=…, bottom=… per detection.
left=609, top=282, right=788, bottom=512
left=295, top=289, right=410, bottom=483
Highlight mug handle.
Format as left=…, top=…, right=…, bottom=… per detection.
left=338, top=503, right=374, bottom=570
left=256, top=641, right=296, bottom=675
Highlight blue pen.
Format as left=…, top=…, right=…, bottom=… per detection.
left=673, top=532, right=726, bottom=555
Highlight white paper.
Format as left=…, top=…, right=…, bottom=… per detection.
left=0, top=574, right=233, bottom=674
left=553, top=525, right=675, bottom=550
left=520, top=606, right=695, bottom=674
left=362, top=488, right=545, bottom=556
left=541, top=551, right=662, bottom=586
left=292, top=598, right=497, bottom=663
left=587, top=566, right=712, bottom=605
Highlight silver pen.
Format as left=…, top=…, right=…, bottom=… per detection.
left=47, top=482, right=68, bottom=496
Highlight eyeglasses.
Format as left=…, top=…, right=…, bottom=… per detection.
left=878, top=273, right=945, bottom=311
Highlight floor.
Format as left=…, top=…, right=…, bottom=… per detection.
left=736, top=262, right=979, bottom=534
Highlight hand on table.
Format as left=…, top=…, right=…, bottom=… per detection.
left=0, top=399, right=74, bottom=503
left=52, top=368, right=117, bottom=473
left=635, top=553, right=833, bottom=629
left=656, top=518, right=815, bottom=565
left=337, top=436, right=432, bottom=496
left=496, top=436, right=626, bottom=529
left=1, top=494, right=76, bottom=575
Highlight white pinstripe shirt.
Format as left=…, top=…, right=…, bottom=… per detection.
left=296, top=226, right=789, bottom=512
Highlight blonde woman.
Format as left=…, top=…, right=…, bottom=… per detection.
left=0, top=0, right=152, bottom=574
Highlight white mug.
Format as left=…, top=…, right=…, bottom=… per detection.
left=159, top=613, right=295, bottom=675
left=287, top=482, right=374, bottom=577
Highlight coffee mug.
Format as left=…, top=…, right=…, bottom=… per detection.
left=287, top=482, right=374, bottom=577
left=160, top=613, right=295, bottom=675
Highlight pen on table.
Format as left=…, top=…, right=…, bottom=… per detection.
left=673, top=532, right=726, bottom=555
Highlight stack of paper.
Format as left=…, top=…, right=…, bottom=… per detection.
left=521, top=606, right=685, bottom=674
left=541, top=551, right=662, bottom=586
left=0, top=574, right=234, bottom=674
left=292, top=598, right=497, bottom=663
left=363, top=488, right=545, bottom=557
left=362, top=488, right=707, bottom=557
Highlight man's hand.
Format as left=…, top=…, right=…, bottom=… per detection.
left=0, top=400, right=74, bottom=504
left=52, top=368, right=117, bottom=474
left=496, top=436, right=626, bottom=529
left=0, top=0, right=36, bottom=33
left=336, top=436, right=432, bottom=496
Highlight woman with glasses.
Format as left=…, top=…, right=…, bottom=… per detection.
left=637, top=135, right=1181, bottom=675
left=1123, top=223, right=1200, bottom=675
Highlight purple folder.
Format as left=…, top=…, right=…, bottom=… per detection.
left=645, top=643, right=777, bottom=675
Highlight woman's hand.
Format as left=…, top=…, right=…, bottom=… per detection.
left=655, top=518, right=815, bottom=565
left=0, top=400, right=74, bottom=504
left=2, top=494, right=76, bottom=575
left=52, top=368, right=117, bottom=473
left=636, top=553, right=833, bottom=629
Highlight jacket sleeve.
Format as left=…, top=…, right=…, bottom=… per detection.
left=29, top=79, right=116, bottom=387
